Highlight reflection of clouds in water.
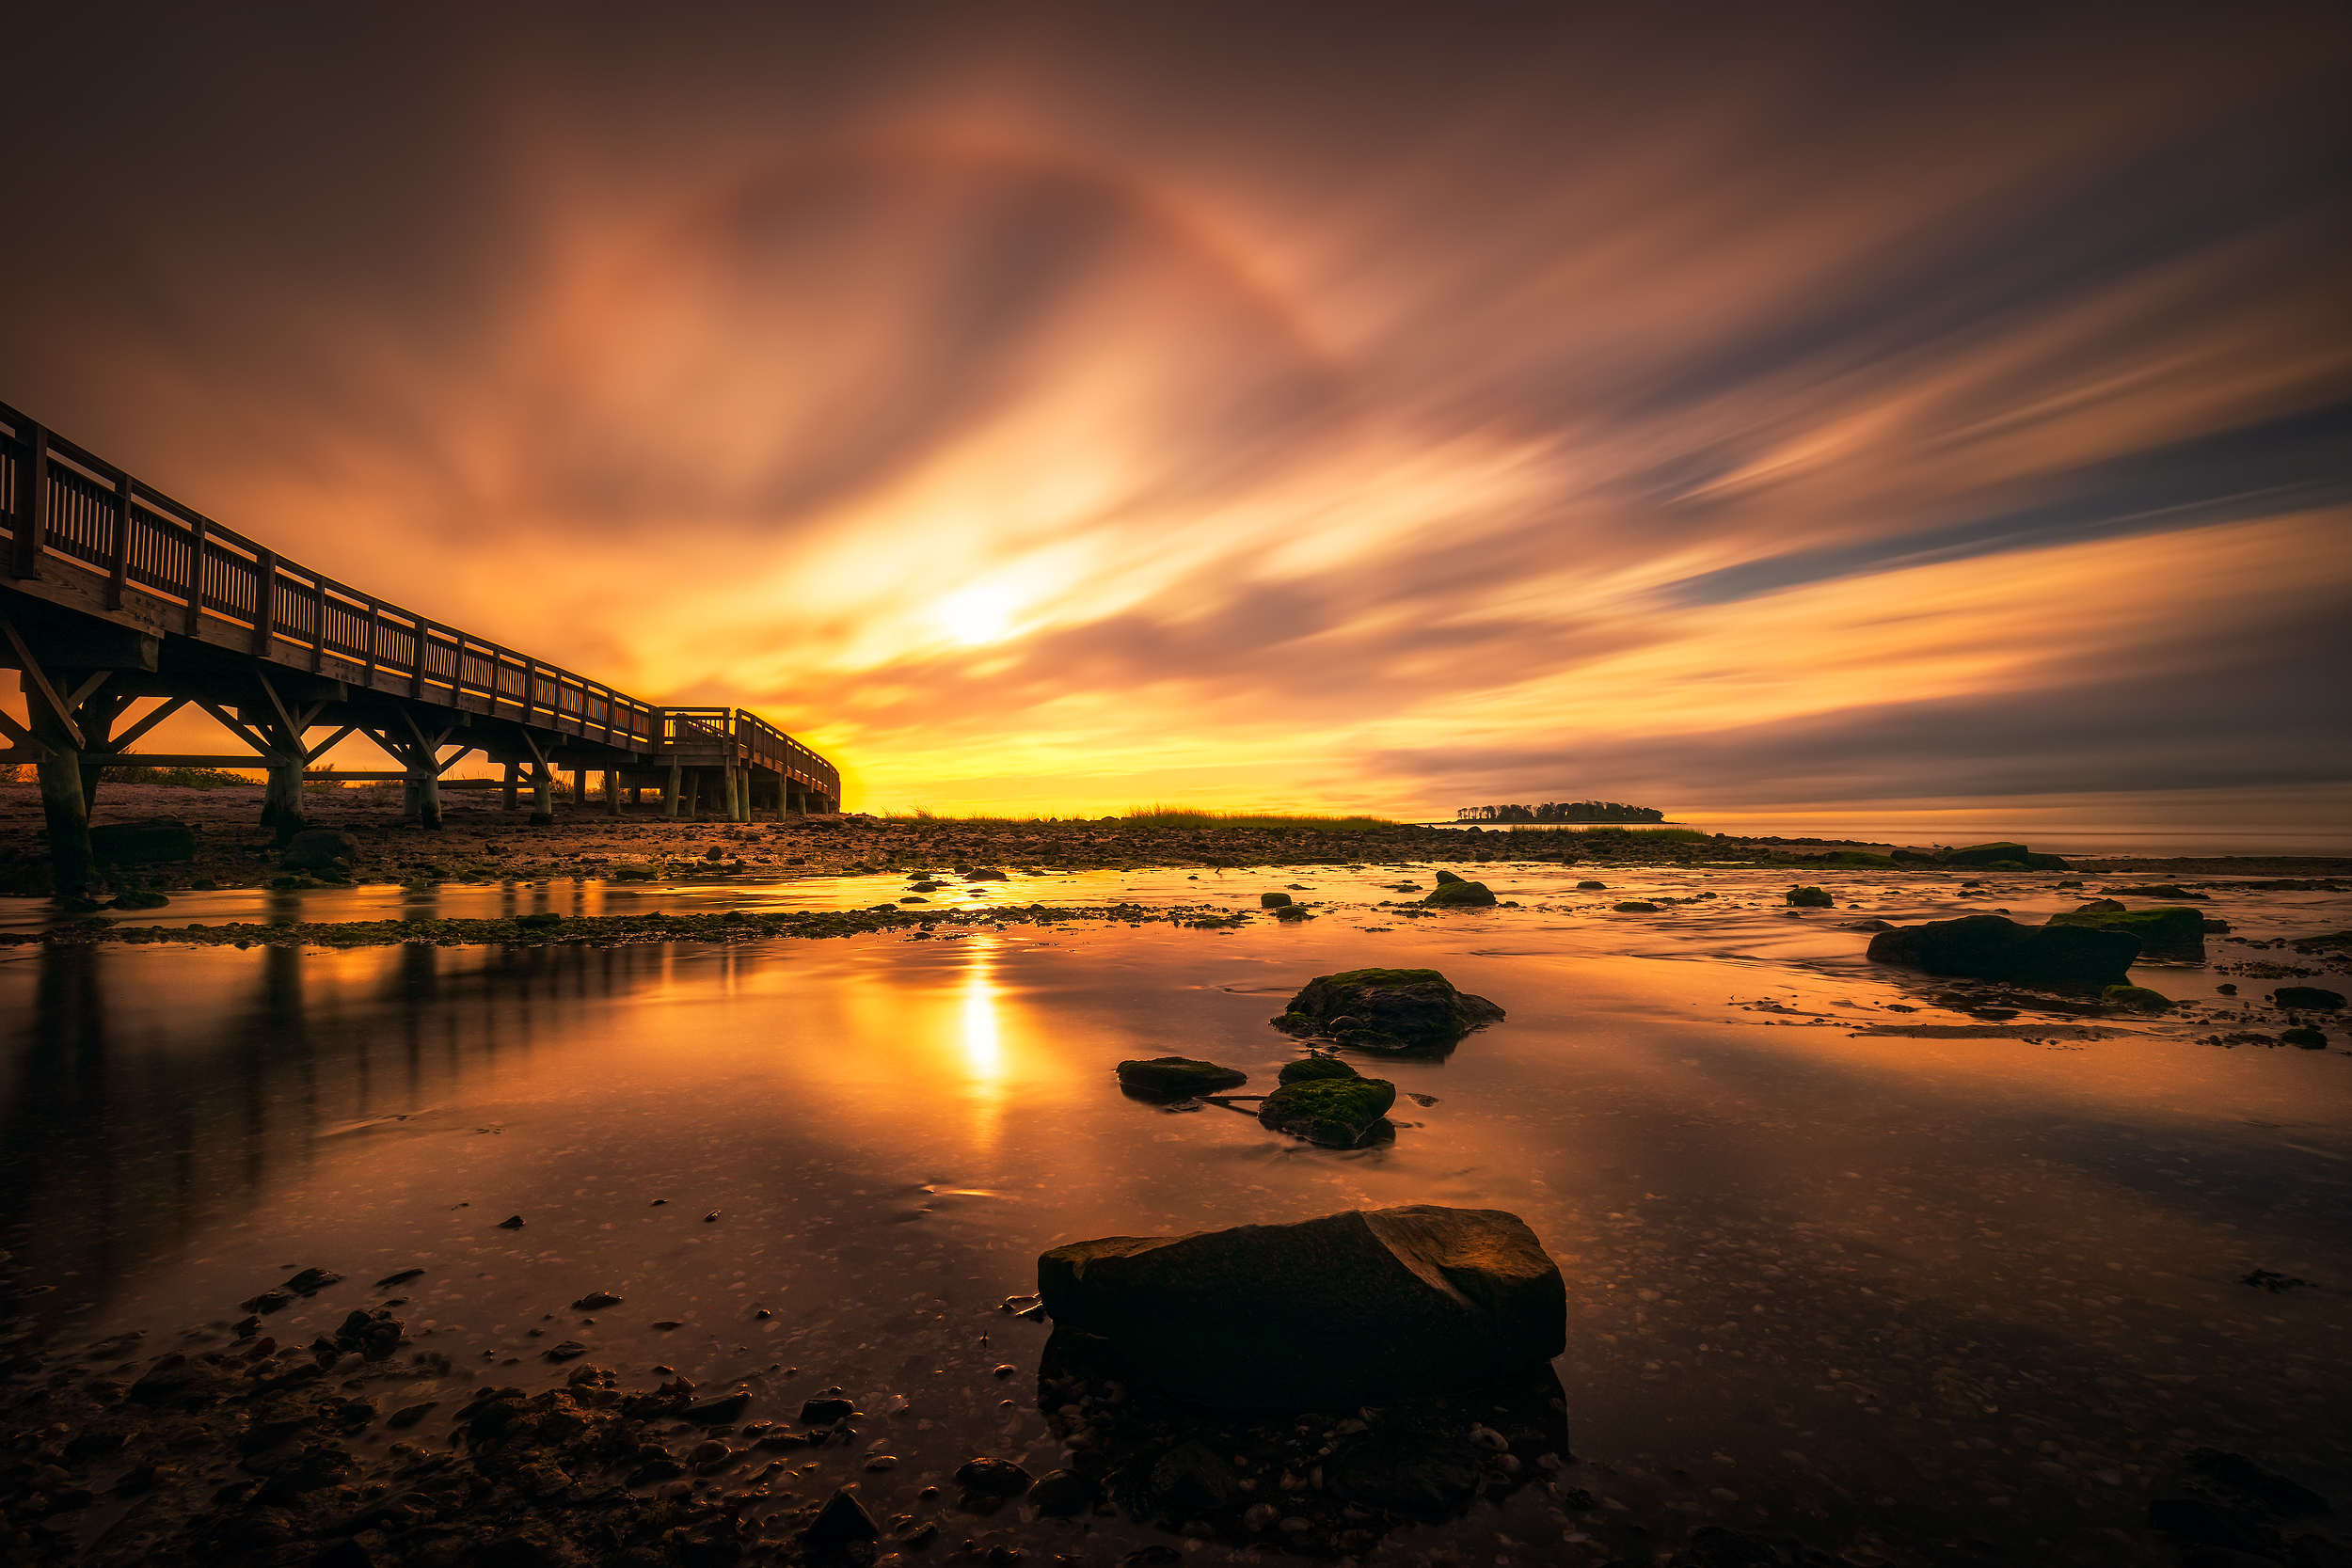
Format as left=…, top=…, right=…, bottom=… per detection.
left=7, top=7, right=2346, bottom=813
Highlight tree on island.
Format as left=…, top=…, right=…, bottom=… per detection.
left=1456, top=800, right=1665, bottom=822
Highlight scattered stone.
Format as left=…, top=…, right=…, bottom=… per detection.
left=1037, top=1204, right=1565, bottom=1407
left=2282, top=1026, right=2328, bottom=1049
left=955, top=1456, right=1034, bottom=1497
left=803, top=1486, right=882, bottom=1550
left=384, top=1402, right=437, bottom=1429
left=1576, top=880, right=1607, bottom=889
left=282, top=1267, right=341, bottom=1293
left=2044, top=904, right=2207, bottom=958
left=1030, top=1467, right=1098, bottom=1516
left=1612, top=901, right=1660, bottom=913
left=280, top=828, right=361, bottom=870
left=1786, top=885, right=1835, bottom=908
left=570, top=1290, right=624, bottom=1310
left=1117, top=1056, right=1248, bottom=1097
left=373, top=1268, right=425, bottom=1288
left=1276, top=1054, right=1360, bottom=1085
left=2102, top=985, right=2172, bottom=1012
left=497, top=1214, right=525, bottom=1229
left=1422, top=879, right=1498, bottom=908
left=1258, top=1075, right=1397, bottom=1148
left=1867, top=914, right=2137, bottom=985
left=801, top=1397, right=856, bottom=1425
left=1271, top=968, right=1504, bottom=1052
left=681, top=1391, right=752, bottom=1422
left=1259, top=892, right=1293, bottom=908
left=2276, top=985, right=2345, bottom=1010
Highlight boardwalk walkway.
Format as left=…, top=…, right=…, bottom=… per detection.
left=1, top=400, right=839, bottom=892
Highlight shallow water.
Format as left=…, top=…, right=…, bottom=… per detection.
left=5, top=862, right=2350, bottom=1564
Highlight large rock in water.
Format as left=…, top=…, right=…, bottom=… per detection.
left=1271, top=968, right=1504, bottom=1052
left=88, top=818, right=196, bottom=863
left=2043, top=905, right=2206, bottom=959
left=1117, top=1056, right=1247, bottom=1098
left=1422, top=879, right=1498, bottom=908
left=1867, top=914, right=2137, bottom=985
left=1037, top=1205, right=1565, bottom=1408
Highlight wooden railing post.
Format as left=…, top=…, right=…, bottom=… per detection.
left=362, top=598, right=380, bottom=686
left=183, top=517, right=207, bottom=634
left=105, top=472, right=134, bottom=609
left=409, top=623, right=428, bottom=698
left=250, top=549, right=278, bottom=655
left=11, top=421, right=47, bottom=579
left=309, top=575, right=326, bottom=673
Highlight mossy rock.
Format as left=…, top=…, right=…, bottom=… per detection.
left=1272, top=905, right=1315, bottom=922
left=516, top=911, right=564, bottom=927
left=1259, top=892, right=1294, bottom=908
left=2282, top=1026, right=2329, bottom=1049
left=1258, top=1076, right=1397, bottom=1147
left=1576, top=880, right=1607, bottom=890
left=1275, top=968, right=1504, bottom=1053
left=1422, top=880, right=1497, bottom=909
left=1432, top=869, right=1466, bottom=885
left=1867, top=914, right=2137, bottom=986
left=1117, top=1056, right=1248, bottom=1098
left=1612, top=901, right=1660, bottom=913
left=1278, top=1055, right=1362, bottom=1085
left=1786, top=886, right=1834, bottom=908
left=2102, top=985, right=2172, bottom=1012
left=2044, top=905, right=2205, bottom=958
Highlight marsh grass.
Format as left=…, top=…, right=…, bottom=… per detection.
left=1516, top=824, right=1713, bottom=842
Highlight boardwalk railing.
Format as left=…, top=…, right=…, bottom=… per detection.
left=663, top=707, right=840, bottom=799
left=2, top=401, right=840, bottom=816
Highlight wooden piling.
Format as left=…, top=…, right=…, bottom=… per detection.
left=33, top=742, right=93, bottom=895
left=502, top=760, right=519, bottom=812
left=263, top=753, right=306, bottom=843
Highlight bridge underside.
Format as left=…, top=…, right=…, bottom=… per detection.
left=3, top=401, right=840, bottom=892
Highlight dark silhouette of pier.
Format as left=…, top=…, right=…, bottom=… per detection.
left=2, top=401, right=839, bottom=891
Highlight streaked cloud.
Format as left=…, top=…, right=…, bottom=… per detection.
left=3, top=3, right=2344, bottom=817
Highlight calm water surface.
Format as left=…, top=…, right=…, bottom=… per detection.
left=5, top=862, right=2349, bottom=1565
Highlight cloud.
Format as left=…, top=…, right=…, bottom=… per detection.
left=2, top=3, right=2346, bottom=817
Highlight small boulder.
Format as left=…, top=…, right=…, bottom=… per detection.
left=1277, top=1055, right=1360, bottom=1085
left=1029, top=1468, right=1097, bottom=1517
left=281, top=828, right=360, bottom=870
left=1273, top=968, right=1504, bottom=1052
left=89, top=818, right=198, bottom=863
left=1786, top=886, right=1834, bottom=908
left=1433, top=869, right=1466, bottom=884
left=2282, top=1026, right=2328, bottom=1049
left=1423, top=879, right=1498, bottom=908
left=1612, top=901, right=1660, bottom=913
left=2072, top=899, right=2126, bottom=912
left=1259, top=892, right=1294, bottom=908
left=954, top=1456, right=1032, bottom=1497
left=2044, top=905, right=2206, bottom=959
left=802, top=1487, right=881, bottom=1550
left=1575, top=880, right=1606, bottom=890
left=1117, top=1056, right=1248, bottom=1098
left=2103, top=985, right=2172, bottom=1012
left=2276, top=986, right=2345, bottom=1010
left=1867, top=914, right=2137, bottom=986
left=1944, top=841, right=2070, bottom=870
left=1258, top=1076, right=1397, bottom=1148
left=1038, top=1205, right=1565, bottom=1408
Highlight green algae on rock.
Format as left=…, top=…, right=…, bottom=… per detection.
left=1422, top=879, right=1498, bottom=908
left=1867, top=913, right=2138, bottom=986
left=1786, top=885, right=1835, bottom=907
left=1258, top=1075, right=1397, bottom=1147
left=1117, top=1056, right=1249, bottom=1097
left=1277, top=1054, right=1362, bottom=1085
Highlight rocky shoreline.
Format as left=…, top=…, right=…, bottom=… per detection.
left=4, top=785, right=2342, bottom=902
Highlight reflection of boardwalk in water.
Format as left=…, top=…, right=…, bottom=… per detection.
left=0, top=938, right=671, bottom=1329
left=1, top=400, right=838, bottom=891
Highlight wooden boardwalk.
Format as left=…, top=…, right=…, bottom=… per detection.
left=0, top=400, right=839, bottom=890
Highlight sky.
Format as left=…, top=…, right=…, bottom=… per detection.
left=4, top=2, right=2348, bottom=824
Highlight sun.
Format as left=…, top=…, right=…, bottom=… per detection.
left=935, top=587, right=1016, bottom=646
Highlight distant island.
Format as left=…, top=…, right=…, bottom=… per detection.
left=1456, top=800, right=1665, bottom=823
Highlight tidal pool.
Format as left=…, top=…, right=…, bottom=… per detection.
left=4, top=863, right=2347, bottom=1565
